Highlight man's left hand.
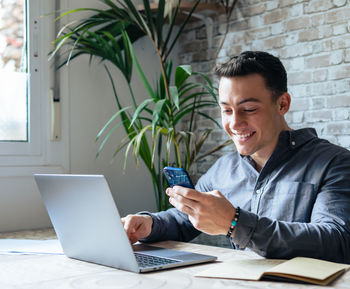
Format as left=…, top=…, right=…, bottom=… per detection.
left=166, top=186, right=236, bottom=236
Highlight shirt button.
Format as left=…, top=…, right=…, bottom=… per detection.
left=291, top=141, right=296, bottom=146
left=256, top=189, right=262, bottom=194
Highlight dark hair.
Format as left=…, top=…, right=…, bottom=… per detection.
left=215, top=51, right=288, bottom=102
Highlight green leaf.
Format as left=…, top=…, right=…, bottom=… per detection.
left=95, top=106, right=132, bottom=142
left=124, top=31, right=156, bottom=99
left=175, top=65, right=192, bottom=88
left=151, top=126, right=167, bottom=166
left=152, top=99, right=166, bottom=135
left=96, top=122, right=121, bottom=158
left=169, top=86, right=179, bottom=110
left=55, top=8, right=100, bottom=21
left=134, top=124, right=152, bottom=163
left=155, top=0, right=165, bottom=48
left=129, top=98, right=153, bottom=128
left=198, top=111, right=222, bottom=128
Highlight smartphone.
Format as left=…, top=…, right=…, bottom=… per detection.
left=163, top=167, right=195, bottom=189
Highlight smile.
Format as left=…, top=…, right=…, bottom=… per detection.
left=234, top=132, right=254, bottom=138
left=232, top=131, right=256, bottom=142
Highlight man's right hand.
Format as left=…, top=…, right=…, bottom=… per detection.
left=121, top=214, right=153, bottom=244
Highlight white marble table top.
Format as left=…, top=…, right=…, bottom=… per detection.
left=0, top=229, right=349, bottom=289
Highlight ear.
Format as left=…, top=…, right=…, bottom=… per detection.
left=277, top=92, right=291, bottom=116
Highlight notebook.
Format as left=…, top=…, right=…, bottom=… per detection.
left=196, top=257, right=350, bottom=286
left=34, top=174, right=216, bottom=273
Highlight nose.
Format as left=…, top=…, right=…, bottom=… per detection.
left=229, top=110, right=245, bottom=131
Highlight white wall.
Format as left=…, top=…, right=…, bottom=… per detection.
left=0, top=0, right=174, bottom=232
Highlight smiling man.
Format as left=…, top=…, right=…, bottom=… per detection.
left=122, top=51, right=350, bottom=264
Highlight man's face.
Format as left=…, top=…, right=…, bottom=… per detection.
left=219, top=74, right=289, bottom=166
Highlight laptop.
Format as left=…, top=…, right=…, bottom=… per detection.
left=34, top=174, right=217, bottom=273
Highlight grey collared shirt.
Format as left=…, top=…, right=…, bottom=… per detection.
left=141, top=128, right=350, bottom=264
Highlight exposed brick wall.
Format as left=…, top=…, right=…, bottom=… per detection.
left=179, top=0, right=350, bottom=181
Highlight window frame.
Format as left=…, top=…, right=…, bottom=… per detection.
left=0, top=0, right=69, bottom=175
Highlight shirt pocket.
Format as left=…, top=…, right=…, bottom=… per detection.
left=271, top=181, right=316, bottom=222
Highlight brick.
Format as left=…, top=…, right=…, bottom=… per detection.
left=192, top=51, right=210, bottom=62
left=264, top=36, right=285, bottom=49
left=288, top=4, right=304, bottom=17
left=247, top=27, right=271, bottom=39
left=313, top=69, right=328, bottom=82
left=271, top=23, right=284, bottom=35
left=263, top=10, right=285, bottom=25
left=312, top=42, right=324, bottom=54
left=289, top=84, right=307, bottom=98
left=329, top=35, right=350, bottom=50
left=196, top=26, right=208, bottom=39
left=326, top=122, right=350, bottom=135
left=285, top=57, right=305, bottom=71
left=299, top=28, right=321, bottom=42
left=320, top=25, right=333, bottom=38
left=286, top=18, right=311, bottom=31
left=310, top=97, right=326, bottom=109
left=335, top=80, right=350, bottom=93
left=248, top=15, right=264, bottom=27
left=333, top=109, right=349, bottom=120
left=289, top=97, right=310, bottom=111
left=289, top=71, right=313, bottom=85
left=311, top=82, right=335, bottom=96
left=266, top=1, right=279, bottom=10
left=345, top=48, right=350, bottom=62
left=304, top=110, right=333, bottom=122
left=285, top=112, right=293, bottom=123
left=330, top=50, right=344, bottom=64
left=305, top=54, right=330, bottom=68
left=242, top=3, right=266, bottom=16
left=321, top=135, right=338, bottom=145
left=179, top=53, right=193, bottom=64
left=326, top=7, right=350, bottom=24
left=332, top=23, right=348, bottom=35
left=329, top=65, right=350, bottom=80
left=333, top=0, right=347, bottom=7
left=280, top=43, right=313, bottom=58
left=326, top=94, right=350, bottom=107
left=292, top=111, right=304, bottom=123
left=179, top=30, right=195, bottom=42
left=304, top=0, right=334, bottom=13
left=337, top=135, right=350, bottom=148
left=182, top=41, right=208, bottom=53
left=311, top=14, right=326, bottom=27
left=280, top=0, right=307, bottom=8
left=227, top=45, right=244, bottom=57
left=229, top=19, right=249, bottom=32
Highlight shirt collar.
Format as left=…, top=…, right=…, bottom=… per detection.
left=278, top=128, right=318, bottom=150
left=241, top=128, right=318, bottom=169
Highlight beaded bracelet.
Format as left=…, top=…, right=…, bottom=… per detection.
left=226, top=206, right=240, bottom=238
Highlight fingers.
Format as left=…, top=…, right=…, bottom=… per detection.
left=122, top=214, right=153, bottom=244
left=167, top=186, right=203, bottom=201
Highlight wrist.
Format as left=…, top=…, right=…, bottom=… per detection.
left=226, top=206, right=240, bottom=238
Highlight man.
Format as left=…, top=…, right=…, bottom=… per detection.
left=122, top=51, right=350, bottom=264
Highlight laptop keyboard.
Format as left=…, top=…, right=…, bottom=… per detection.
left=135, top=253, right=181, bottom=268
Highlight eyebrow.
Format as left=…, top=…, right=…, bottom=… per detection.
left=219, top=98, right=261, bottom=106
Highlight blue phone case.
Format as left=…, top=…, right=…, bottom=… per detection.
left=163, top=167, right=194, bottom=189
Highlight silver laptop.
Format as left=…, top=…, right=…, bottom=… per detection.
left=34, top=174, right=217, bottom=272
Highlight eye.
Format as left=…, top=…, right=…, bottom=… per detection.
left=243, top=108, right=257, bottom=113
left=221, top=109, right=232, bottom=114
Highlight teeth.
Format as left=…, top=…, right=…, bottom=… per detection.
left=234, top=132, right=253, bottom=139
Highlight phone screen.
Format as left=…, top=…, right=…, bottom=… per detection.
left=163, top=167, right=194, bottom=189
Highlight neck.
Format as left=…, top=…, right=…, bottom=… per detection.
left=252, top=122, right=292, bottom=172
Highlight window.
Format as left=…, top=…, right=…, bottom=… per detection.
left=0, top=0, right=27, bottom=142
left=0, top=0, right=67, bottom=174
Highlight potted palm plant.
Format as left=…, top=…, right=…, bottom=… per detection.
left=50, top=0, right=231, bottom=211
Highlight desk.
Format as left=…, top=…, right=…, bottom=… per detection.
left=0, top=229, right=349, bottom=289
